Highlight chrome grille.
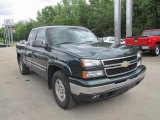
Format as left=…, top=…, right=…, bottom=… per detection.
left=102, top=55, right=137, bottom=77
left=105, top=62, right=137, bottom=77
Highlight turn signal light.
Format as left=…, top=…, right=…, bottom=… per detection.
left=82, top=70, right=105, bottom=79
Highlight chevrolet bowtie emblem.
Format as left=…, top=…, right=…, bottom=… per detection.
left=121, top=61, right=130, bottom=68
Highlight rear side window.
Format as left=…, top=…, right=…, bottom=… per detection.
left=28, top=29, right=38, bottom=43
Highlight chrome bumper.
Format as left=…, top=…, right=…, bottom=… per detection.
left=70, top=71, right=145, bottom=95
left=142, top=46, right=150, bottom=50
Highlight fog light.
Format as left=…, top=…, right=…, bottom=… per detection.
left=92, top=94, right=100, bottom=99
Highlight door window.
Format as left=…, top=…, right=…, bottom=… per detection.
left=36, top=29, right=46, bottom=41
left=28, top=29, right=38, bottom=44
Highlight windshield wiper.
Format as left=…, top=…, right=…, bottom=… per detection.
left=56, top=42, right=75, bottom=45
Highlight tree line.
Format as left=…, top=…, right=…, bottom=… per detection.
left=0, top=0, right=160, bottom=42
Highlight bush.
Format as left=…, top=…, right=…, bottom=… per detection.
left=0, top=38, right=5, bottom=43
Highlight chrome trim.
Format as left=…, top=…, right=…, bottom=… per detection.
left=130, top=59, right=137, bottom=63
left=101, top=54, right=137, bottom=67
left=104, top=61, right=137, bottom=70
left=70, top=71, right=145, bottom=95
left=102, top=59, right=137, bottom=68
left=142, top=46, right=150, bottom=50
left=27, top=62, right=46, bottom=71
left=102, top=54, right=137, bottom=62
left=101, top=55, right=138, bottom=77
left=26, top=59, right=47, bottom=71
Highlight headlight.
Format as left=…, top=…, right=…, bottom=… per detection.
left=137, top=51, right=142, bottom=66
left=82, top=70, right=105, bottom=79
left=81, top=59, right=102, bottom=67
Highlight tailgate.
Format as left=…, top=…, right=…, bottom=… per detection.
left=125, top=37, right=149, bottom=46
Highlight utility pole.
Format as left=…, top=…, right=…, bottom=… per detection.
left=126, top=0, right=133, bottom=37
left=112, top=0, right=121, bottom=48
left=10, top=27, right=13, bottom=43
left=112, top=0, right=133, bottom=47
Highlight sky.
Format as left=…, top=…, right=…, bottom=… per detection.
left=0, top=0, right=60, bottom=27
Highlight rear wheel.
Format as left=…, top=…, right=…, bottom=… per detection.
left=151, top=44, right=160, bottom=56
left=18, top=56, right=30, bottom=75
left=52, top=70, right=76, bottom=109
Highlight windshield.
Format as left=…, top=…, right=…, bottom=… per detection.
left=48, top=28, right=98, bottom=45
left=142, top=31, right=160, bottom=36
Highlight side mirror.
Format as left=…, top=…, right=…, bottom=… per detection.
left=32, top=40, right=47, bottom=48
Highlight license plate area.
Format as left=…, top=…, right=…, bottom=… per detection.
left=142, top=46, right=150, bottom=49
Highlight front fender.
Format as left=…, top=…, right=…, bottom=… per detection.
left=47, top=59, right=72, bottom=89
left=48, top=59, right=72, bottom=76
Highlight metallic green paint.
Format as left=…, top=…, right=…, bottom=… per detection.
left=16, top=26, right=145, bottom=90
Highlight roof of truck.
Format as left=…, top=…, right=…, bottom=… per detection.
left=32, top=26, right=88, bottom=30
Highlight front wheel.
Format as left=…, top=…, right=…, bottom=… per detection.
left=52, top=70, right=76, bottom=109
left=151, top=44, right=160, bottom=56
left=18, top=56, right=30, bottom=75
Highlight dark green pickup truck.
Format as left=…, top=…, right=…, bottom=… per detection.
left=16, top=26, right=146, bottom=109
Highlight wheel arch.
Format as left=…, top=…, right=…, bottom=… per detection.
left=156, top=42, right=160, bottom=45
left=47, top=62, right=72, bottom=89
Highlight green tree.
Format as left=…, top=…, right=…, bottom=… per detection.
left=0, top=28, right=5, bottom=43
left=13, top=0, right=160, bottom=41
left=13, top=19, right=39, bottom=41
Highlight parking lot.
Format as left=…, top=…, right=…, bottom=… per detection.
left=0, top=47, right=160, bottom=120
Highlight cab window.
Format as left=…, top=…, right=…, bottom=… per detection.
left=36, top=29, right=46, bottom=41
left=28, top=29, right=38, bottom=44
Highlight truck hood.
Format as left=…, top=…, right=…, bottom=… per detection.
left=54, top=42, right=138, bottom=59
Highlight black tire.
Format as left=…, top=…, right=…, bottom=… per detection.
left=52, top=70, right=76, bottom=109
left=151, top=44, right=160, bottom=56
left=18, top=56, right=30, bottom=75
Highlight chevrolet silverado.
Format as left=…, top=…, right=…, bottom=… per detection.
left=16, top=26, right=146, bottom=109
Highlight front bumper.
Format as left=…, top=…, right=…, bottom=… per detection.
left=69, top=65, right=146, bottom=101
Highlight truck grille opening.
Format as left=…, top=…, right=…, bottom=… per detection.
left=102, top=55, right=137, bottom=77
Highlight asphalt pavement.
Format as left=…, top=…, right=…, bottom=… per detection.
left=0, top=47, right=160, bottom=120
